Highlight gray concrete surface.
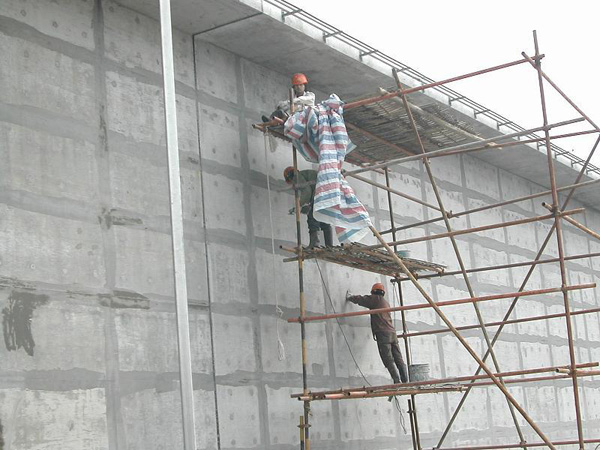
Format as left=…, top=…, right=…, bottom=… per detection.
left=0, top=0, right=599, bottom=449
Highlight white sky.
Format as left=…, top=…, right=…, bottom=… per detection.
left=290, top=0, right=600, bottom=168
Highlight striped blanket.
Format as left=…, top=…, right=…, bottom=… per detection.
left=284, top=94, right=371, bottom=243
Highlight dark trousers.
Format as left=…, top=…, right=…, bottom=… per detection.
left=377, top=338, right=408, bottom=383
left=306, top=203, right=331, bottom=232
left=307, top=204, right=331, bottom=233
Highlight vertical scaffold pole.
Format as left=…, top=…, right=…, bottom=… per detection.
left=532, top=30, right=585, bottom=450
left=289, top=88, right=311, bottom=450
left=158, top=0, right=197, bottom=448
left=299, top=416, right=306, bottom=450
left=392, top=68, right=526, bottom=447
left=385, top=168, right=421, bottom=450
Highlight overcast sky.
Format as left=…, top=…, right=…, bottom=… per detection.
left=290, top=0, right=600, bottom=168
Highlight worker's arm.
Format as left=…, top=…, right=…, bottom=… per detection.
left=346, top=294, right=375, bottom=309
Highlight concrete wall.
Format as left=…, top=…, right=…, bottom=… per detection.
left=1, top=1, right=599, bottom=449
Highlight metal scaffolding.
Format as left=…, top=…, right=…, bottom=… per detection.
left=274, top=32, right=600, bottom=450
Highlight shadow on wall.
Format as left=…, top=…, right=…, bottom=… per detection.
left=2, top=291, right=49, bottom=356
left=0, top=418, right=4, bottom=450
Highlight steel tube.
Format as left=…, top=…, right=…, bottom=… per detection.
left=543, top=202, right=600, bottom=241
left=158, top=0, right=197, bottom=448
left=392, top=70, right=525, bottom=444
left=438, top=438, right=600, bottom=450
left=287, top=88, right=311, bottom=450
left=291, top=362, right=598, bottom=398
left=348, top=172, right=442, bottom=212
left=398, top=305, right=600, bottom=339
left=436, top=134, right=600, bottom=449
left=346, top=122, right=413, bottom=156
left=522, top=52, right=599, bottom=130
left=343, top=117, right=582, bottom=177
left=371, top=226, right=556, bottom=448
left=395, top=252, right=600, bottom=282
left=384, top=177, right=600, bottom=236
left=288, top=283, right=594, bottom=324
left=367, top=208, right=583, bottom=250
left=344, top=56, right=542, bottom=110
left=532, top=31, right=584, bottom=449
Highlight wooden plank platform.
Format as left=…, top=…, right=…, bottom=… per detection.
left=282, top=243, right=446, bottom=278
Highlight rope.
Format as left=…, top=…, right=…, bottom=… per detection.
left=263, top=132, right=286, bottom=361
left=315, top=260, right=371, bottom=386
left=315, top=260, right=411, bottom=434
left=393, top=396, right=408, bottom=434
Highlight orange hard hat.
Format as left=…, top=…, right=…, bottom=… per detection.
left=283, top=166, right=295, bottom=183
left=371, top=283, right=385, bottom=294
left=291, top=73, right=308, bottom=85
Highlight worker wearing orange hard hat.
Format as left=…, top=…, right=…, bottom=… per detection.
left=346, top=282, right=408, bottom=384
left=262, top=73, right=316, bottom=123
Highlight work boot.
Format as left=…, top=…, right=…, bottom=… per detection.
left=308, top=231, right=320, bottom=249
left=323, top=225, right=334, bottom=248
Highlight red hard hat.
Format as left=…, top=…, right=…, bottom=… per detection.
left=283, top=166, right=295, bottom=183
left=291, top=73, right=308, bottom=85
left=371, top=283, right=385, bottom=294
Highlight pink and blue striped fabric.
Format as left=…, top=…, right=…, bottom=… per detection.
left=284, top=95, right=371, bottom=243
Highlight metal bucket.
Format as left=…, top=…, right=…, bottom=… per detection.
left=408, top=363, right=430, bottom=382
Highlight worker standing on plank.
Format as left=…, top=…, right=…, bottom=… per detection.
left=262, top=73, right=316, bottom=122
left=346, top=283, right=408, bottom=384
left=284, top=167, right=334, bottom=249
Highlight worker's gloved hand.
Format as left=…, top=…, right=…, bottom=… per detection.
left=300, top=205, right=310, bottom=214
left=288, top=207, right=296, bottom=215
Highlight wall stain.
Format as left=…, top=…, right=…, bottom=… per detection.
left=99, top=290, right=150, bottom=310
left=2, top=291, right=49, bottom=356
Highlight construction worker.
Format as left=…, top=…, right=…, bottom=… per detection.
left=284, top=166, right=333, bottom=248
left=346, top=283, right=408, bottom=384
left=262, top=73, right=316, bottom=122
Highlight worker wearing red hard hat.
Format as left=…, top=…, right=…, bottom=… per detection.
left=262, top=73, right=316, bottom=123
left=346, top=282, right=408, bottom=384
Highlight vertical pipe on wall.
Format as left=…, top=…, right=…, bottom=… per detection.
left=158, top=0, right=197, bottom=448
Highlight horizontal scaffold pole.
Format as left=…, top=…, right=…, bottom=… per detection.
left=344, top=55, right=544, bottom=111
left=346, top=172, right=442, bottom=211
left=296, top=370, right=600, bottom=402
left=366, top=208, right=584, bottom=250
left=398, top=305, right=600, bottom=338
left=383, top=177, right=600, bottom=235
left=343, top=117, right=583, bottom=177
left=438, top=438, right=600, bottom=450
left=287, top=283, right=595, bottom=324
left=394, top=252, right=600, bottom=282
left=468, top=370, right=600, bottom=388
left=292, top=362, right=597, bottom=397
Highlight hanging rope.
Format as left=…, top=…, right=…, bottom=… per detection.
left=315, top=261, right=411, bottom=432
left=315, top=260, right=371, bottom=385
left=263, top=132, right=285, bottom=361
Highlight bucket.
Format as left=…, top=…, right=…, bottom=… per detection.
left=408, top=363, right=430, bottom=382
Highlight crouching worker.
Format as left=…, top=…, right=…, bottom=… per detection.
left=284, top=167, right=333, bottom=249
left=262, top=73, right=316, bottom=123
left=346, top=283, right=408, bottom=384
